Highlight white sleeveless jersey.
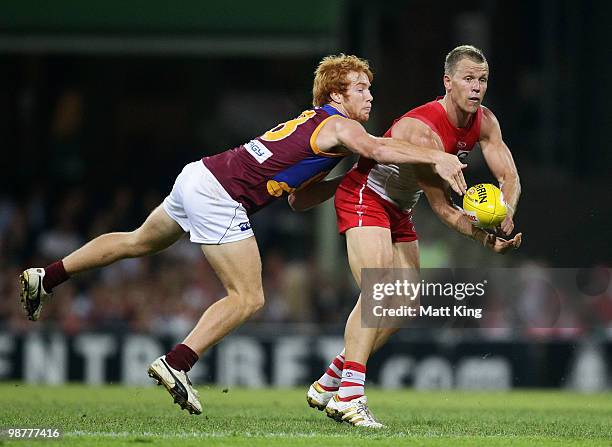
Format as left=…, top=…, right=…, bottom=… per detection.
left=347, top=99, right=484, bottom=212
left=360, top=161, right=423, bottom=211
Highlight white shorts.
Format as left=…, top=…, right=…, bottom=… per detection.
left=163, top=161, right=254, bottom=245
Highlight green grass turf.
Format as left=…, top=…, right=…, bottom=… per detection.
left=0, top=384, right=610, bottom=446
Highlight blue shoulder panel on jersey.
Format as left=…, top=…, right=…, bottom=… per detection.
left=271, top=155, right=341, bottom=190
left=320, top=104, right=347, bottom=118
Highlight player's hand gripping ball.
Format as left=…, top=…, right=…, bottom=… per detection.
left=463, top=183, right=507, bottom=228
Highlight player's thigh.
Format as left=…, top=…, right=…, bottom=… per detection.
left=391, top=239, right=420, bottom=328
left=345, top=226, right=394, bottom=285
left=392, top=240, right=420, bottom=269
left=392, top=240, right=420, bottom=295
left=135, top=205, right=185, bottom=252
left=200, top=235, right=263, bottom=297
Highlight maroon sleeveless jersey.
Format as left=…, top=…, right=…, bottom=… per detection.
left=384, top=97, right=483, bottom=159
left=202, top=105, right=346, bottom=214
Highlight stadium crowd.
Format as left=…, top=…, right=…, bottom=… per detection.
left=1, top=60, right=609, bottom=339
left=0, top=181, right=361, bottom=335
left=1, top=185, right=610, bottom=337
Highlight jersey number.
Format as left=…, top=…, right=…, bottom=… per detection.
left=261, top=110, right=316, bottom=142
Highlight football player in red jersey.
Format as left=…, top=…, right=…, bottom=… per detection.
left=298, top=46, right=522, bottom=427
left=19, top=54, right=467, bottom=418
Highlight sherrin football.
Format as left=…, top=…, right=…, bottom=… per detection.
left=463, top=183, right=507, bottom=228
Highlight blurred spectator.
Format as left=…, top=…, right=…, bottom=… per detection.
left=48, top=89, right=86, bottom=185
left=1, top=186, right=610, bottom=338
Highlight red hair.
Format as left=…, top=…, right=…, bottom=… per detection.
left=312, top=54, right=373, bottom=107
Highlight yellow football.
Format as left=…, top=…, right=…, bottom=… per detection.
left=463, top=183, right=507, bottom=228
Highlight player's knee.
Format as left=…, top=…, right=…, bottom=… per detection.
left=245, top=290, right=265, bottom=314
left=231, top=289, right=265, bottom=316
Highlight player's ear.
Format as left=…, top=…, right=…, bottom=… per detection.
left=443, top=74, right=452, bottom=91
left=330, top=91, right=343, bottom=104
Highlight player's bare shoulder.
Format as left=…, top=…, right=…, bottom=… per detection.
left=479, top=105, right=502, bottom=140
left=316, top=115, right=361, bottom=155
left=391, top=116, right=443, bottom=150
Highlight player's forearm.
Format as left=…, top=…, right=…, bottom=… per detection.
left=432, top=203, right=488, bottom=245
left=499, top=173, right=521, bottom=216
left=288, top=176, right=343, bottom=212
left=371, top=138, right=441, bottom=165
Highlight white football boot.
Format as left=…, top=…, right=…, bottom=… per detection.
left=19, top=268, right=52, bottom=321
left=325, top=395, right=385, bottom=428
left=306, top=381, right=336, bottom=411
left=148, top=355, right=202, bottom=415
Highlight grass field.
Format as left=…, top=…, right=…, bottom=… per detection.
left=0, top=384, right=610, bottom=446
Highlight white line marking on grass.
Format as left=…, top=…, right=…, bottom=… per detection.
left=67, top=431, right=533, bottom=439
left=67, top=431, right=366, bottom=438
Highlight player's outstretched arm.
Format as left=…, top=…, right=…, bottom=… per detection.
left=416, top=165, right=521, bottom=254
left=389, top=115, right=469, bottom=194
left=479, top=107, right=521, bottom=235
left=317, top=117, right=467, bottom=195
left=288, top=176, right=344, bottom=212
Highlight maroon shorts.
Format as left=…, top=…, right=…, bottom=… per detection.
left=335, top=171, right=418, bottom=243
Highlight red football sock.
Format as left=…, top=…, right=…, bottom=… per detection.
left=338, top=361, right=366, bottom=401
left=317, top=350, right=345, bottom=391
left=43, top=260, right=69, bottom=292
left=165, top=344, right=199, bottom=372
